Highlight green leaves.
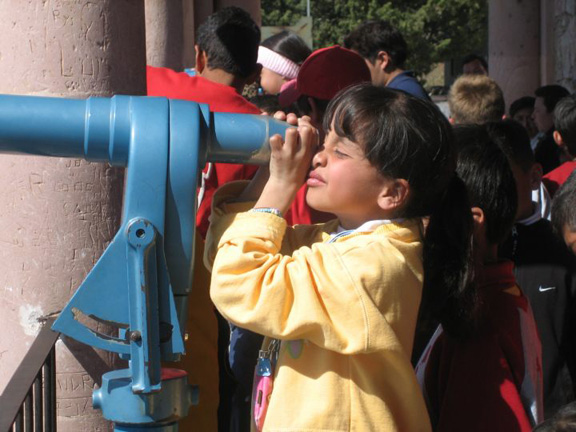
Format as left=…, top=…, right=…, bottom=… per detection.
left=261, top=0, right=487, bottom=79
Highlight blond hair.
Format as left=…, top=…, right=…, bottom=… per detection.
left=449, top=74, right=505, bottom=125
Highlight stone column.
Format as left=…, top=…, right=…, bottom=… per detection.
left=488, top=0, right=541, bottom=110
left=217, top=0, right=261, bottom=24
left=541, top=0, right=556, bottom=86
left=145, top=0, right=185, bottom=70
left=554, top=0, right=576, bottom=92
left=0, top=1, right=146, bottom=431
left=182, top=0, right=197, bottom=68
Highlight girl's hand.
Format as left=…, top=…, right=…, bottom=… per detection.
left=255, top=117, right=318, bottom=214
left=268, top=116, right=316, bottom=186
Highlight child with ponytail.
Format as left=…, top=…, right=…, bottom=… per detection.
left=205, top=83, right=473, bottom=431
left=416, top=125, right=544, bottom=431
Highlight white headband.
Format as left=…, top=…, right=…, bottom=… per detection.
left=258, top=46, right=300, bottom=80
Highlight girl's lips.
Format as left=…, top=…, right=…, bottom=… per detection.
left=307, top=171, right=325, bottom=187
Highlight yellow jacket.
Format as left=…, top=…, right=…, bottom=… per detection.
left=205, top=182, right=432, bottom=432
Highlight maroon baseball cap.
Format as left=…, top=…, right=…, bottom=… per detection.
left=279, top=45, right=371, bottom=107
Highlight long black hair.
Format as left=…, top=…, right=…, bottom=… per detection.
left=324, top=84, right=477, bottom=348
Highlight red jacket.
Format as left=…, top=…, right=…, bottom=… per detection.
left=416, top=261, right=543, bottom=431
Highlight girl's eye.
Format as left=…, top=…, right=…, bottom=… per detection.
left=334, top=149, right=348, bottom=158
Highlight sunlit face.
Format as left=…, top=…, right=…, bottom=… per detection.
left=259, top=67, right=287, bottom=95
left=532, top=97, right=554, bottom=133
left=305, top=129, right=391, bottom=229
left=562, top=225, right=576, bottom=256
left=512, top=107, right=538, bottom=138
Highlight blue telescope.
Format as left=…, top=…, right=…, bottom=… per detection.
left=0, top=94, right=291, bottom=431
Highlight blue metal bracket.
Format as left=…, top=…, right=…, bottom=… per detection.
left=0, top=94, right=291, bottom=430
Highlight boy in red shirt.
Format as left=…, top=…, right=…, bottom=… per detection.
left=147, top=6, right=262, bottom=238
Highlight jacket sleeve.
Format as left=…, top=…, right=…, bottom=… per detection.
left=210, top=213, right=373, bottom=354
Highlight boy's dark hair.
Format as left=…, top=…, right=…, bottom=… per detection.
left=554, top=94, right=576, bottom=157
left=535, top=85, right=570, bottom=113
left=533, top=401, right=576, bottom=432
left=486, top=120, right=534, bottom=172
left=462, top=54, right=488, bottom=71
left=325, top=84, right=476, bottom=339
left=454, top=125, right=518, bottom=245
left=343, top=20, right=408, bottom=69
left=552, top=170, right=576, bottom=236
left=509, top=96, right=535, bottom=118
left=196, top=6, right=260, bottom=78
left=261, top=30, right=311, bottom=65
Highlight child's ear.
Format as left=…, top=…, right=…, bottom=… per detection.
left=471, top=206, right=485, bottom=230
left=529, top=163, right=543, bottom=190
left=448, top=117, right=455, bottom=125
left=377, top=179, right=410, bottom=212
left=378, top=50, right=394, bottom=73
left=195, top=45, right=207, bottom=74
left=376, top=51, right=389, bottom=71
left=553, top=130, right=564, bottom=146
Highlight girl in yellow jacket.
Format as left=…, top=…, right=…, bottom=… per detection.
left=205, top=83, right=475, bottom=431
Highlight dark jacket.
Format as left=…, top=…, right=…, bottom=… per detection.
left=500, top=209, right=576, bottom=417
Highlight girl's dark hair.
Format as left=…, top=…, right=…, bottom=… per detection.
left=324, top=84, right=476, bottom=345
left=261, top=30, right=311, bottom=65
left=454, top=125, right=518, bottom=245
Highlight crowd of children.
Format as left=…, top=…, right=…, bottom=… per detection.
left=147, top=6, right=576, bottom=432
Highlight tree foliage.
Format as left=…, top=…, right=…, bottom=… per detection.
left=261, top=0, right=488, bottom=77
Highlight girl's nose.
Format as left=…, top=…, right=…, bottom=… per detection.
left=312, top=144, right=326, bottom=167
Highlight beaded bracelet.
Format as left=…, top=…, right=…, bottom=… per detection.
left=249, top=207, right=283, bottom=218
